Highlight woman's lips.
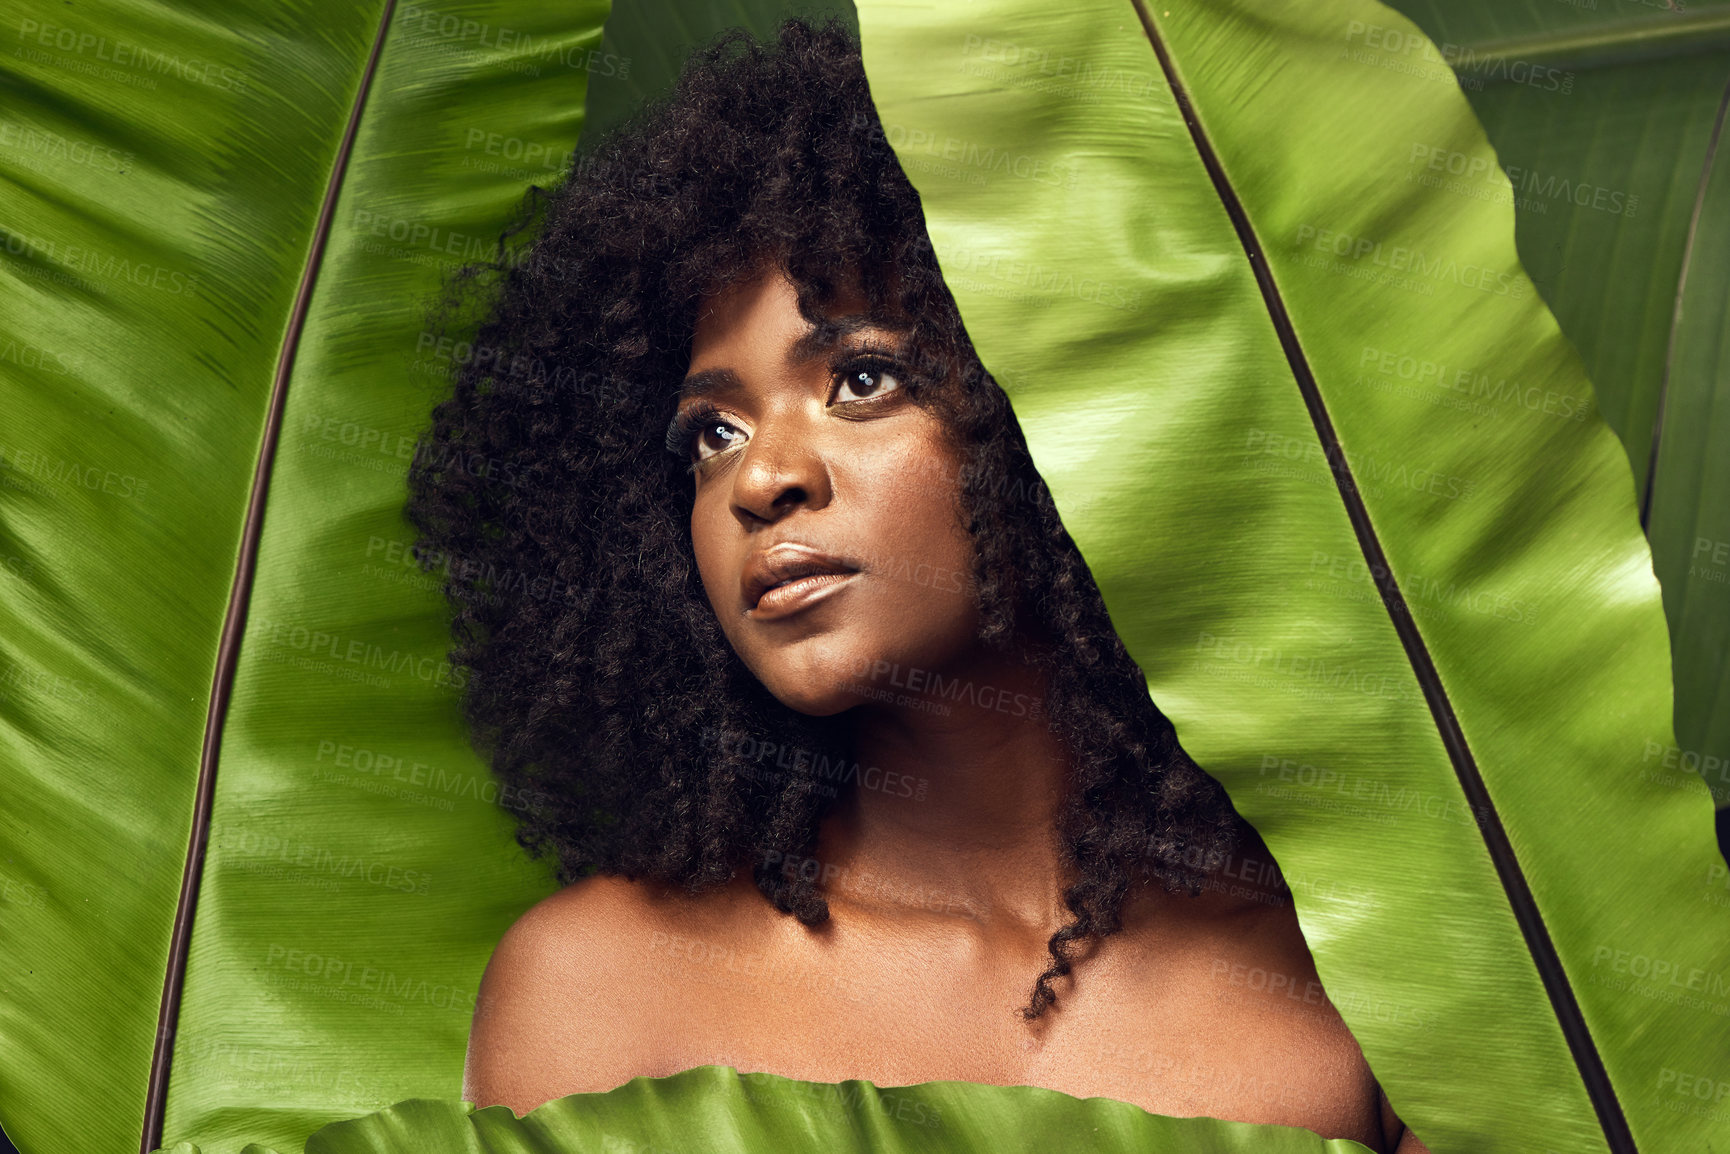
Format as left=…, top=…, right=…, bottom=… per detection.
left=751, top=571, right=856, bottom=619
left=743, top=544, right=860, bottom=620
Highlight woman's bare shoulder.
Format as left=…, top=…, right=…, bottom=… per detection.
left=463, top=873, right=708, bottom=1114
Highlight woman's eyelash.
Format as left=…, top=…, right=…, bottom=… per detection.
left=829, top=345, right=914, bottom=396
left=665, top=345, right=913, bottom=461
left=664, top=406, right=725, bottom=458
left=836, top=338, right=901, bottom=364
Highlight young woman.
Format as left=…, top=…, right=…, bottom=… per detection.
left=406, top=19, right=1428, bottom=1153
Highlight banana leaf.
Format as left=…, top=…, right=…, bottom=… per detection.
left=1380, top=0, right=1730, bottom=821
left=0, top=1, right=1725, bottom=1154
left=156, top=1065, right=1379, bottom=1154
left=857, top=0, right=1727, bottom=1149
left=0, top=0, right=606, bottom=1150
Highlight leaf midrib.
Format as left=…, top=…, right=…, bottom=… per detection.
left=140, top=2, right=403, bottom=1151
left=1126, top=0, right=1637, bottom=1149
left=1452, top=8, right=1730, bottom=74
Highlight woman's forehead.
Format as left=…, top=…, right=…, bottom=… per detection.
left=688, top=270, right=904, bottom=370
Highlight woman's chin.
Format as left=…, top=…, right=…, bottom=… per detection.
left=765, top=683, right=864, bottom=719
left=758, top=660, right=892, bottom=718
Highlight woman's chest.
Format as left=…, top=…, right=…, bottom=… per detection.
left=640, top=913, right=1387, bottom=1149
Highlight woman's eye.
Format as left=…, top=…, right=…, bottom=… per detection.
left=833, top=364, right=903, bottom=404
left=693, top=417, right=747, bottom=462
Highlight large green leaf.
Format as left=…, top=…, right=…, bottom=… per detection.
left=1380, top=2, right=1730, bottom=816
left=0, top=0, right=608, bottom=1150
left=162, top=1065, right=1379, bottom=1154
left=1651, top=76, right=1730, bottom=824
left=856, top=0, right=1727, bottom=1150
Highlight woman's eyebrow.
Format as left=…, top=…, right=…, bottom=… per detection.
left=677, top=316, right=909, bottom=403
left=789, top=314, right=907, bottom=363
left=676, top=366, right=743, bottom=403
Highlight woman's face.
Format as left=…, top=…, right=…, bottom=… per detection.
left=677, top=266, right=982, bottom=716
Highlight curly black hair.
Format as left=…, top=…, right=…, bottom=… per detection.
left=405, top=16, right=1245, bottom=1019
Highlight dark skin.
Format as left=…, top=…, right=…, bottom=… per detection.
left=464, top=267, right=1430, bottom=1153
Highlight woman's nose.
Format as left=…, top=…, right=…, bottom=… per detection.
left=728, top=413, right=833, bottom=525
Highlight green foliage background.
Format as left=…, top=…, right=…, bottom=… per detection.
left=1385, top=0, right=1730, bottom=817
left=0, top=0, right=1723, bottom=1152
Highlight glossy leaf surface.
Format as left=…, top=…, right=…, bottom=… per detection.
left=1650, top=84, right=1730, bottom=820
left=1383, top=0, right=1730, bottom=810
left=0, top=0, right=607, bottom=1150
left=161, top=1065, right=1377, bottom=1154
left=857, top=0, right=1729, bottom=1150
left=3, top=0, right=1726, bottom=1152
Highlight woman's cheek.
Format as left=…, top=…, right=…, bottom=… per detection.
left=688, top=495, right=738, bottom=620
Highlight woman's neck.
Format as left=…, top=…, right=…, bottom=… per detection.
left=820, top=644, right=1074, bottom=931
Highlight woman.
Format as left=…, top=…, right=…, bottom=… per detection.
left=406, top=18, right=1429, bottom=1153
